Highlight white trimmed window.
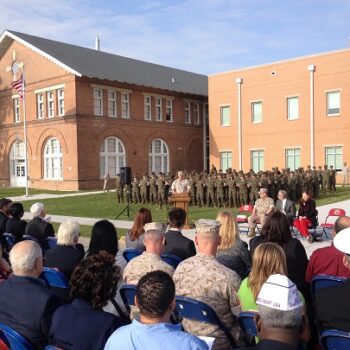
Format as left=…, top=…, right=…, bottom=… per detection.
left=155, top=97, right=162, bottom=121
left=287, top=97, right=299, bottom=120
left=44, top=138, right=63, bottom=180
left=220, top=105, right=230, bottom=126
left=220, top=152, right=232, bottom=172
left=37, top=93, right=44, bottom=119
left=99, top=137, right=126, bottom=178
left=121, top=92, right=129, bottom=119
left=93, top=88, right=103, bottom=116
left=327, top=91, right=340, bottom=116
left=47, top=91, right=54, bottom=118
left=58, top=89, right=65, bottom=116
left=165, top=99, right=173, bottom=122
left=251, top=101, right=263, bottom=123
left=108, top=90, right=117, bottom=118
left=184, top=102, right=191, bottom=124
left=325, top=146, right=342, bottom=171
left=144, top=95, right=152, bottom=120
left=285, top=148, right=300, bottom=171
left=149, top=139, right=169, bottom=173
left=194, top=103, right=200, bottom=125
left=13, top=98, right=20, bottom=123
left=251, top=150, right=264, bottom=172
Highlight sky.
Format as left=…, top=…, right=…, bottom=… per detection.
left=1, top=0, right=350, bottom=75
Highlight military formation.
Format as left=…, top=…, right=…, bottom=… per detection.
left=114, top=164, right=337, bottom=207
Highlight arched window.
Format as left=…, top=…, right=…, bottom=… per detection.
left=44, top=138, right=63, bottom=180
left=149, top=139, right=169, bottom=173
left=100, top=137, right=126, bottom=178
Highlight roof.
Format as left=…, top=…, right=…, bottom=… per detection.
left=0, top=30, right=208, bottom=96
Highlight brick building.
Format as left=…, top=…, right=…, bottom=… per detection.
left=0, top=30, right=208, bottom=190
left=209, top=48, right=350, bottom=177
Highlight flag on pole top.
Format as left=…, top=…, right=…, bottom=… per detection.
left=10, top=75, right=25, bottom=100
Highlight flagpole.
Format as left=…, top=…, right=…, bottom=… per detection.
left=22, top=67, right=29, bottom=197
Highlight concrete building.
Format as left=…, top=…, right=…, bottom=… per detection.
left=209, top=48, right=350, bottom=176
left=0, top=30, right=208, bottom=190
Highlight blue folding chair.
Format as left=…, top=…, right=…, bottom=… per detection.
left=175, top=296, right=237, bottom=349
left=321, top=329, right=350, bottom=350
left=45, top=346, right=63, bottom=350
left=311, top=275, right=346, bottom=295
left=2, top=233, right=16, bottom=250
left=40, top=267, right=69, bottom=289
left=22, top=235, right=39, bottom=243
left=161, top=254, right=182, bottom=269
left=46, top=237, right=57, bottom=249
left=123, top=249, right=142, bottom=263
left=0, top=323, right=34, bottom=350
left=238, top=311, right=258, bottom=337
left=120, top=284, right=137, bottom=311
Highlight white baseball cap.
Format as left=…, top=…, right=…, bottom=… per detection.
left=256, top=274, right=303, bottom=311
left=334, top=227, right=350, bottom=254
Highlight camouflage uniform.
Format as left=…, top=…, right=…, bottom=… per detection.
left=206, top=177, right=216, bottom=207
left=131, top=177, right=141, bottom=204
left=248, top=196, right=275, bottom=236
left=216, top=175, right=225, bottom=207
left=174, top=253, right=244, bottom=350
left=226, top=176, right=238, bottom=208
left=329, top=166, right=336, bottom=191
left=237, top=176, right=248, bottom=205
left=116, top=175, right=123, bottom=203
left=149, top=175, right=157, bottom=204
left=140, top=175, right=149, bottom=204
left=156, top=175, right=166, bottom=206
left=248, top=175, right=259, bottom=204
left=322, top=166, right=330, bottom=191
left=188, top=176, right=197, bottom=206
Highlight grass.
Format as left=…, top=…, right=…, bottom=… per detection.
left=0, top=187, right=81, bottom=197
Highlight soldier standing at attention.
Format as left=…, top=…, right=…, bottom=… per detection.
left=248, top=173, right=260, bottom=205
left=322, top=165, right=330, bottom=192
left=237, top=172, right=248, bottom=206
left=149, top=173, right=158, bottom=205
left=195, top=175, right=205, bottom=207
left=140, top=174, right=149, bottom=204
left=115, top=174, right=123, bottom=203
left=156, top=173, right=166, bottom=208
left=226, top=174, right=238, bottom=208
left=317, top=166, right=324, bottom=192
left=216, top=174, right=225, bottom=207
left=329, top=165, right=336, bottom=191
left=131, top=175, right=141, bottom=204
left=206, top=175, right=216, bottom=207
left=188, top=174, right=197, bottom=206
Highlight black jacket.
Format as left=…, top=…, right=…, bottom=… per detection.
left=297, top=199, right=318, bottom=227
left=25, top=217, right=55, bottom=250
left=164, top=229, right=196, bottom=260
left=5, top=217, right=27, bottom=242
left=0, top=211, right=8, bottom=235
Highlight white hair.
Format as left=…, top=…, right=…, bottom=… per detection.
left=30, top=202, right=45, bottom=217
left=10, top=241, right=42, bottom=273
left=144, top=230, right=165, bottom=241
left=57, top=220, right=80, bottom=245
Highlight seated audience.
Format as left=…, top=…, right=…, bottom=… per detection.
left=173, top=219, right=244, bottom=350
left=247, top=188, right=274, bottom=238
left=0, top=243, right=11, bottom=281
left=5, top=202, right=27, bottom=243
left=305, top=215, right=350, bottom=283
left=316, top=227, right=350, bottom=332
left=241, top=274, right=305, bottom=350
left=164, top=207, right=196, bottom=260
left=0, top=240, right=61, bottom=348
left=49, top=254, right=125, bottom=350
left=104, top=270, right=208, bottom=350
left=216, top=210, right=251, bottom=279
left=123, top=222, right=174, bottom=285
left=25, top=202, right=55, bottom=250
left=125, top=208, right=152, bottom=251
left=275, top=190, right=296, bottom=225
left=44, top=220, right=84, bottom=278
left=250, top=211, right=309, bottom=297
left=0, top=198, right=12, bottom=234
left=293, top=191, right=318, bottom=243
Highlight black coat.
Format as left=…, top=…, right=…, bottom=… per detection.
left=0, top=211, right=8, bottom=235
left=5, top=217, right=27, bottom=242
left=298, top=199, right=318, bottom=227
left=25, top=217, right=55, bottom=250
left=164, top=229, right=196, bottom=260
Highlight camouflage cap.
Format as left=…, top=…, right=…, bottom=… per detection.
left=195, top=219, right=221, bottom=236
left=144, top=222, right=166, bottom=234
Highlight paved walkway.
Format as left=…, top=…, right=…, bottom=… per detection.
left=10, top=191, right=350, bottom=258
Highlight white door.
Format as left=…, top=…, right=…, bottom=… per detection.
left=10, top=141, right=26, bottom=187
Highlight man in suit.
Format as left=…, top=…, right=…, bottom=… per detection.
left=0, top=240, right=61, bottom=348
left=316, top=227, right=350, bottom=332
left=275, top=190, right=296, bottom=225
left=164, top=207, right=196, bottom=260
left=25, top=202, right=55, bottom=250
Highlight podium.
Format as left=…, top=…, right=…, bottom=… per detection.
left=169, top=193, right=191, bottom=229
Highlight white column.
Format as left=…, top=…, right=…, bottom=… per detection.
left=236, top=78, right=243, bottom=170
left=308, top=65, right=315, bottom=167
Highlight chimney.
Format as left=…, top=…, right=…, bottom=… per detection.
left=95, top=35, right=100, bottom=51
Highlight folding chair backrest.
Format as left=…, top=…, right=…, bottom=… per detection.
left=46, top=237, right=57, bottom=250
left=40, top=267, right=69, bottom=289
left=2, top=233, right=16, bottom=250
left=22, top=235, right=39, bottom=243
left=312, top=275, right=346, bottom=295
left=321, top=329, right=350, bottom=350
left=238, top=311, right=258, bottom=337
left=120, top=284, right=137, bottom=310
left=328, top=208, right=346, bottom=218
left=0, top=323, right=34, bottom=350
left=161, top=254, right=182, bottom=269
left=123, top=249, right=142, bottom=263
left=239, top=205, right=253, bottom=214
left=175, top=296, right=237, bottom=348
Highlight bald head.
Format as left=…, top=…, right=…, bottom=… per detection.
left=334, top=216, right=350, bottom=237
left=10, top=241, right=43, bottom=277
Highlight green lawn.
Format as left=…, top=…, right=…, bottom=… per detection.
left=0, top=187, right=81, bottom=197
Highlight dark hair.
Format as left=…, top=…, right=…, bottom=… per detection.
left=260, top=211, right=291, bottom=247
left=168, top=207, right=186, bottom=228
left=334, top=216, right=350, bottom=234
left=70, top=254, right=121, bottom=309
left=129, top=208, right=152, bottom=241
left=9, top=203, right=24, bottom=219
left=0, top=198, right=12, bottom=210
left=88, top=220, right=118, bottom=257
left=300, top=190, right=312, bottom=203
left=136, top=270, right=175, bottom=318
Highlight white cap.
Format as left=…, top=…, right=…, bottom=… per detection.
left=256, top=274, right=303, bottom=311
left=195, top=219, right=221, bottom=236
left=144, top=222, right=166, bottom=234
left=334, top=227, right=350, bottom=254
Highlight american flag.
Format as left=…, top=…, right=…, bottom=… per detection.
left=10, top=75, right=25, bottom=99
